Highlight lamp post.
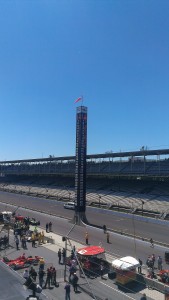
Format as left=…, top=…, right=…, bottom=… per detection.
left=64, top=186, right=71, bottom=201
left=63, top=236, right=68, bottom=282
left=99, top=195, right=101, bottom=208
left=141, top=200, right=144, bottom=216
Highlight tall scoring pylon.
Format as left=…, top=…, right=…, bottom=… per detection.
left=74, top=105, right=88, bottom=224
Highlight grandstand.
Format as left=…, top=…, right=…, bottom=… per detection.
left=0, top=148, right=169, bottom=219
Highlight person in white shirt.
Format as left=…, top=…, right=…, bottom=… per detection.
left=23, top=269, right=29, bottom=280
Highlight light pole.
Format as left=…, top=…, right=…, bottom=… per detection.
left=28, top=186, right=31, bottom=194
left=141, top=200, right=144, bottom=216
left=46, top=188, right=48, bottom=198
left=63, top=236, right=68, bottom=282
left=99, top=195, right=101, bottom=208
left=64, top=186, right=71, bottom=201
left=132, top=212, right=137, bottom=257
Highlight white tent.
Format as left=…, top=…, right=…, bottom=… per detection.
left=112, top=256, right=140, bottom=271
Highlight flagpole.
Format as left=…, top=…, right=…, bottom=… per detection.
left=81, top=95, right=84, bottom=106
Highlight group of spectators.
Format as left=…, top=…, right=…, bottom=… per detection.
left=23, top=258, right=58, bottom=291
left=146, top=254, right=163, bottom=278
left=58, top=247, right=66, bottom=264
left=46, top=222, right=52, bottom=232
left=14, top=228, right=45, bottom=250
left=31, top=230, right=45, bottom=247
left=68, top=248, right=79, bottom=293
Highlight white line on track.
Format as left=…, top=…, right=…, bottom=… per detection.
left=99, top=281, right=136, bottom=300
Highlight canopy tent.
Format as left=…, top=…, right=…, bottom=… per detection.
left=77, top=246, right=105, bottom=256
left=112, top=256, right=140, bottom=271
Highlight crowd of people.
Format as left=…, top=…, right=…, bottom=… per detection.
left=46, top=222, right=52, bottom=232
left=11, top=216, right=61, bottom=295
left=23, top=256, right=58, bottom=291
left=57, top=247, right=66, bottom=264
left=145, top=253, right=163, bottom=278
left=4, top=213, right=167, bottom=300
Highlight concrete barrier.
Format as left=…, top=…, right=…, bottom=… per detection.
left=137, top=273, right=165, bottom=294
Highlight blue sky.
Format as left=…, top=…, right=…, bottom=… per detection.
left=0, top=0, right=169, bottom=160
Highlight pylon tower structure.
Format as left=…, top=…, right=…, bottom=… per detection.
left=74, top=106, right=88, bottom=225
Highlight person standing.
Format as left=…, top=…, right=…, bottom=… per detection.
left=46, top=223, right=49, bottom=233
left=151, top=254, right=155, bottom=268
left=150, top=238, right=154, bottom=247
left=23, top=235, right=27, bottom=249
left=23, top=269, right=29, bottom=280
left=44, top=268, right=51, bottom=289
left=62, top=248, right=66, bottom=265
left=49, top=221, right=52, bottom=232
left=38, top=232, right=42, bottom=245
left=106, top=232, right=110, bottom=243
left=140, top=293, right=147, bottom=300
left=64, top=282, right=71, bottom=300
left=41, top=231, right=45, bottom=243
left=85, top=232, right=89, bottom=245
left=103, top=225, right=107, bottom=233
left=51, top=267, right=57, bottom=286
left=157, top=256, right=163, bottom=271
left=138, top=259, right=143, bottom=274
left=14, top=235, right=19, bottom=250
left=39, top=257, right=45, bottom=270
left=30, top=267, right=37, bottom=282
left=58, top=248, right=62, bottom=264
left=38, top=268, right=45, bottom=288
left=100, top=263, right=104, bottom=279
left=69, top=265, right=76, bottom=282
left=31, top=232, right=36, bottom=248
left=72, top=273, right=79, bottom=293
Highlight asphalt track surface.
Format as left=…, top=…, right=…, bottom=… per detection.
left=0, top=190, right=168, bottom=245
left=0, top=190, right=169, bottom=267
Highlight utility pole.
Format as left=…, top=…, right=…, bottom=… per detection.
left=64, top=237, right=67, bottom=281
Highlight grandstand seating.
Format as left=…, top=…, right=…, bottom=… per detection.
left=0, top=175, right=169, bottom=218
left=1, top=152, right=169, bottom=218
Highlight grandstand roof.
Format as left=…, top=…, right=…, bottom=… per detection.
left=0, top=148, right=169, bottom=164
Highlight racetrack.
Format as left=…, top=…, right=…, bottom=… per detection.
left=0, top=190, right=168, bottom=246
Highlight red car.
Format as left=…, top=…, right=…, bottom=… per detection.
left=2, top=254, right=41, bottom=270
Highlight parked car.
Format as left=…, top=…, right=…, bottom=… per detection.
left=64, top=202, right=75, bottom=210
